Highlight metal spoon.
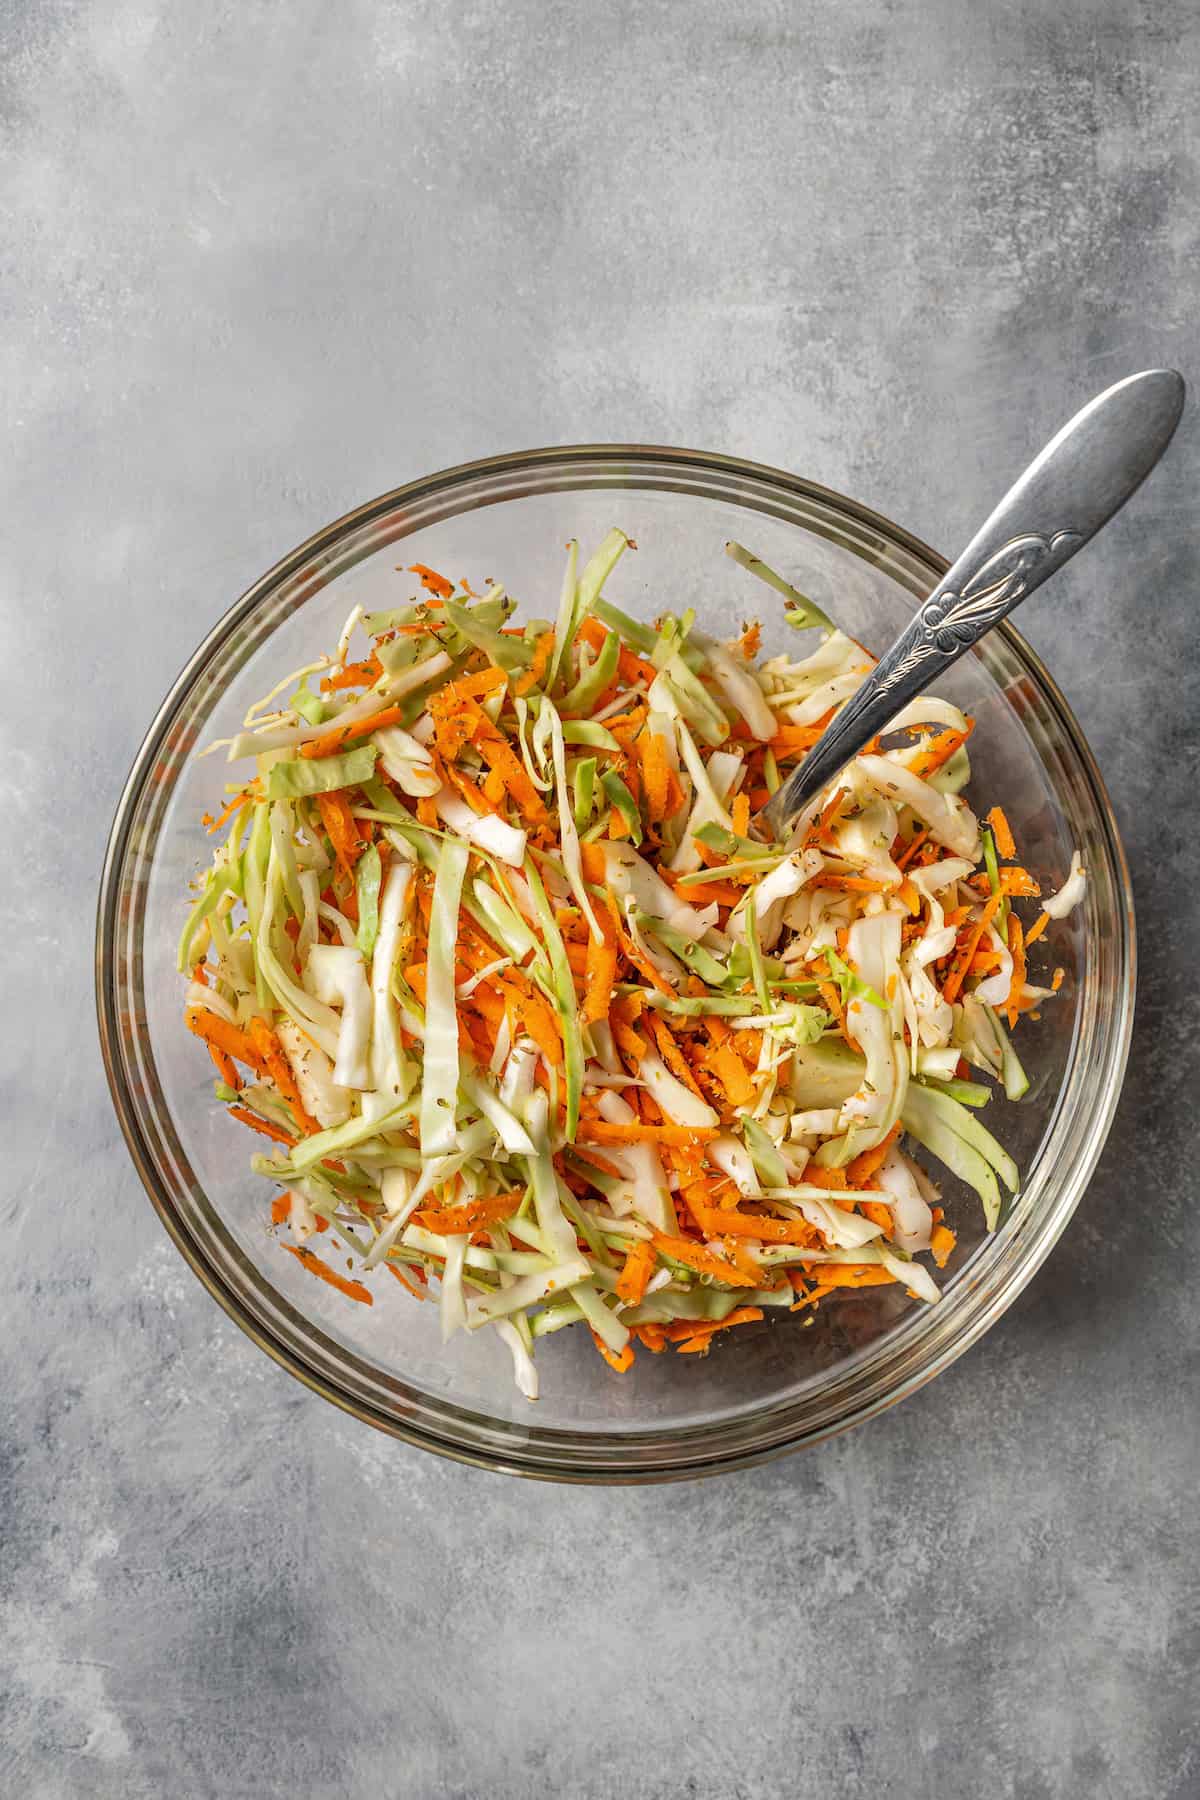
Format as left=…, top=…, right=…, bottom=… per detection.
left=763, top=368, right=1185, bottom=838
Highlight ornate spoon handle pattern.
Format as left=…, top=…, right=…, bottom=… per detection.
left=764, top=369, right=1184, bottom=837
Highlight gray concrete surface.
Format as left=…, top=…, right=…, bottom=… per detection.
left=4, top=1, right=1199, bottom=1795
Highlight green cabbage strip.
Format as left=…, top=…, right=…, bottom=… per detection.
left=545, top=539, right=579, bottom=693
left=354, top=842, right=382, bottom=957
left=546, top=702, right=604, bottom=943
left=290, top=678, right=327, bottom=725
left=418, top=835, right=470, bottom=1156
left=592, top=597, right=656, bottom=655
left=740, top=1113, right=788, bottom=1187
left=441, top=596, right=532, bottom=672
left=901, top=1082, right=1018, bottom=1232
left=560, top=720, right=621, bottom=752
left=266, top=744, right=378, bottom=799
left=744, top=895, right=772, bottom=1015
left=551, top=529, right=630, bottom=696
left=600, top=770, right=643, bottom=846
left=242, top=801, right=273, bottom=1007
left=177, top=862, right=241, bottom=973
left=724, top=541, right=834, bottom=632
left=268, top=801, right=305, bottom=924
left=573, top=756, right=597, bottom=829
left=560, top=629, right=619, bottom=715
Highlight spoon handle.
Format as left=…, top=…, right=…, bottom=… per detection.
left=764, top=368, right=1185, bottom=836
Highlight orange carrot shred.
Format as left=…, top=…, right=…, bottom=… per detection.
left=845, top=1123, right=900, bottom=1188
left=411, top=1192, right=522, bottom=1235
left=648, top=1230, right=757, bottom=1287
left=283, top=1243, right=373, bottom=1304
left=942, top=892, right=1003, bottom=1004
left=185, top=1006, right=269, bottom=1077
left=300, top=704, right=404, bottom=760
left=591, top=1332, right=635, bottom=1372
left=930, top=1224, right=956, bottom=1268
left=387, top=1262, right=429, bottom=1300
left=582, top=907, right=619, bottom=1025
left=585, top=1121, right=719, bottom=1148
left=987, top=806, right=1017, bottom=859
left=228, top=1106, right=295, bottom=1145
left=409, top=563, right=455, bottom=600
left=315, top=790, right=364, bottom=875
left=616, top=1240, right=656, bottom=1304
left=1024, top=910, right=1050, bottom=946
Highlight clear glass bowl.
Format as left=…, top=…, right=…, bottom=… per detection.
left=95, top=447, right=1134, bottom=1482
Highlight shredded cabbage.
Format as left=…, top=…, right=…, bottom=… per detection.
left=181, top=532, right=1071, bottom=1399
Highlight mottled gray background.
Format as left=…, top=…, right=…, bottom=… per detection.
left=4, top=0, right=1198, bottom=1795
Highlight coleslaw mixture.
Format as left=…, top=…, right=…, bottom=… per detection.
left=179, top=534, right=1085, bottom=1398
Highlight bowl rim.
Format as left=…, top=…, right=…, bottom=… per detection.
left=95, top=442, right=1135, bottom=1482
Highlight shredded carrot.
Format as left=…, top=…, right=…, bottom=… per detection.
left=665, top=873, right=744, bottom=907
left=204, top=789, right=254, bottom=835
left=812, top=874, right=890, bottom=893
left=601, top=889, right=674, bottom=997
left=409, top=562, right=455, bottom=600
left=806, top=1263, right=896, bottom=1288
left=638, top=731, right=671, bottom=822
left=691, top=1207, right=815, bottom=1245
left=995, top=865, right=1040, bottom=898
left=1024, top=910, right=1050, bottom=947
left=895, top=828, right=931, bottom=870
left=612, top=1020, right=648, bottom=1068
left=930, top=1224, right=956, bottom=1268
left=246, top=1017, right=321, bottom=1136
left=185, top=1006, right=268, bottom=1077
left=228, top=1106, right=295, bottom=1145
left=299, top=704, right=404, bottom=760
left=633, top=1323, right=668, bottom=1352
left=513, top=631, right=556, bottom=697
left=987, top=806, right=1017, bottom=859
left=585, top=1121, right=719, bottom=1147
left=701, top=1025, right=755, bottom=1109
left=897, top=877, right=921, bottom=916
left=283, top=1243, right=373, bottom=1304
left=582, top=907, right=619, bottom=1025
left=649, top=1016, right=707, bottom=1099
left=207, top=1042, right=241, bottom=1089
left=648, top=1230, right=757, bottom=1286
left=942, top=892, right=1003, bottom=1004
left=387, top=1261, right=429, bottom=1300
left=616, top=1240, right=656, bottom=1304
left=670, top=1306, right=764, bottom=1350
left=769, top=722, right=828, bottom=758
left=908, top=720, right=974, bottom=777
left=845, top=1123, right=901, bottom=1187
left=321, top=655, right=382, bottom=693
left=801, top=1163, right=848, bottom=1190
left=429, top=665, right=509, bottom=712
left=809, top=786, right=847, bottom=843
left=473, top=718, right=549, bottom=820
left=270, top=1192, right=292, bottom=1225
left=591, top=1331, right=635, bottom=1372
left=504, top=981, right=564, bottom=1068
left=315, top=789, right=364, bottom=875
left=412, top=1191, right=523, bottom=1235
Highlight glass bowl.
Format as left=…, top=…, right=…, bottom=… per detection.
left=96, top=447, right=1134, bottom=1482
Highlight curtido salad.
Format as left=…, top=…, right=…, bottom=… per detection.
left=179, top=533, right=1086, bottom=1399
